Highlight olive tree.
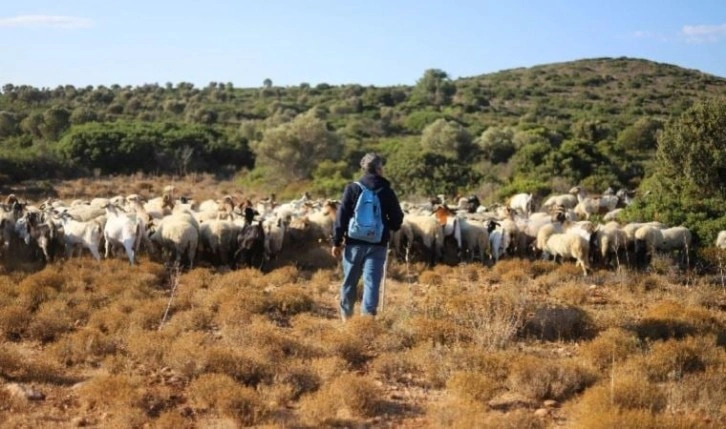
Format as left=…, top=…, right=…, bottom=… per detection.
left=252, top=110, right=342, bottom=180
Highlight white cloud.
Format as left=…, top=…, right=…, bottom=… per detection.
left=0, top=15, right=93, bottom=29
left=682, top=24, right=726, bottom=43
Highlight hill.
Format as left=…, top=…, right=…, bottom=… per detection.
left=0, top=56, right=725, bottom=199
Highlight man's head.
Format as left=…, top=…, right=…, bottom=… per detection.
left=360, top=152, right=384, bottom=175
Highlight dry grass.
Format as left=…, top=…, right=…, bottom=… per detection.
left=580, top=327, right=641, bottom=370
left=507, top=355, right=598, bottom=401
left=298, top=373, right=384, bottom=425
left=187, top=373, right=269, bottom=426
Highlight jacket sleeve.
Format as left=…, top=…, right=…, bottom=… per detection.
left=384, top=188, right=404, bottom=232
left=332, top=183, right=357, bottom=246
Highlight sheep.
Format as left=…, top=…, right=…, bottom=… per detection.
left=390, top=217, right=414, bottom=262
left=51, top=211, right=103, bottom=261
left=485, top=220, right=510, bottom=263
left=508, top=193, right=533, bottom=218
left=592, top=221, right=628, bottom=269
left=147, top=218, right=199, bottom=268
left=541, top=192, right=578, bottom=212
left=633, top=225, right=664, bottom=270
left=262, top=216, right=287, bottom=262
left=570, top=186, right=619, bottom=220
left=456, top=218, right=491, bottom=263
left=658, top=226, right=693, bottom=266
left=540, top=229, right=591, bottom=276
left=198, top=220, right=240, bottom=267
left=405, top=214, right=444, bottom=266
left=102, top=203, right=143, bottom=265
left=602, top=208, right=624, bottom=222
left=717, top=231, right=726, bottom=249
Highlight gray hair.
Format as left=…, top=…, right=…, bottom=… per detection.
left=360, top=152, right=384, bottom=174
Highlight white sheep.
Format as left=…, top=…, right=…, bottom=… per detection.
left=507, top=193, right=533, bottom=218
left=542, top=230, right=591, bottom=276
left=52, top=212, right=103, bottom=261
left=102, top=204, right=143, bottom=265
left=457, top=218, right=491, bottom=263
left=147, top=218, right=199, bottom=268
left=658, top=226, right=693, bottom=266
left=593, top=221, right=628, bottom=268
left=541, top=192, right=578, bottom=212
left=717, top=231, right=726, bottom=249
left=633, top=225, right=664, bottom=269
left=405, top=214, right=444, bottom=266
left=198, top=220, right=240, bottom=266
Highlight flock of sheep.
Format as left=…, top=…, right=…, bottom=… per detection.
left=392, top=186, right=725, bottom=276
left=0, top=185, right=724, bottom=275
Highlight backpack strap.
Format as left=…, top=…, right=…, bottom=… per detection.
left=354, top=181, right=382, bottom=194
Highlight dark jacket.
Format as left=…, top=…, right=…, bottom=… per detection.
left=332, top=173, right=404, bottom=247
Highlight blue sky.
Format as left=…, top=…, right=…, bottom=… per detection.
left=1, top=0, right=725, bottom=88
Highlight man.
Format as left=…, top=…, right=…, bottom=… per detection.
left=331, top=153, right=404, bottom=320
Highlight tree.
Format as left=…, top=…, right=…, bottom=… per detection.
left=477, top=126, right=515, bottom=164
left=654, top=98, right=726, bottom=200
left=624, top=98, right=726, bottom=244
left=0, top=111, right=18, bottom=137
left=420, top=118, right=475, bottom=161
left=251, top=110, right=342, bottom=180
left=413, top=69, right=456, bottom=107
left=263, top=78, right=273, bottom=89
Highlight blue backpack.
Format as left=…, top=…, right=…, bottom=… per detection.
left=347, top=182, right=384, bottom=243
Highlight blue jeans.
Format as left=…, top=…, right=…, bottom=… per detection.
left=340, top=244, right=388, bottom=318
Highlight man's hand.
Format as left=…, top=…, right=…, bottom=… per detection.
left=331, top=245, right=342, bottom=259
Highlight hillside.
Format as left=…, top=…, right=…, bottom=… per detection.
left=0, top=57, right=725, bottom=199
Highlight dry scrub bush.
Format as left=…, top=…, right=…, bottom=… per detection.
left=77, top=374, right=145, bottom=411
left=403, top=344, right=513, bottom=389
left=308, top=356, right=348, bottom=384
left=125, top=329, right=174, bottom=368
left=447, top=371, right=502, bottom=403
left=418, top=270, right=444, bottom=286
left=635, top=300, right=723, bottom=341
left=267, top=284, right=315, bottom=316
left=0, top=345, right=73, bottom=384
left=204, top=347, right=272, bottom=387
left=580, top=327, right=641, bottom=370
left=0, top=304, right=31, bottom=340
left=572, top=408, right=712, bottom=429
left=87, top=306, right=130, bottom=335
left=213, top=268, right=265, bottom=290
left=269, top=359, right=322, bottom=402
left=522, top=304, right=595, bottom=341
left=25, top=300, right=74, bottom=343
left=17, top=269, right=64, bottom=311
left=153, top=410, right=193, bottom=429
left=162, top=331, right=214, bottom=379
left=507, top=355, right=597, bottom=401
left=227, top=316, right=322, bottom=362
left=669, top=368, right=726, bottom=423
left=572, top=373, right=667, bottom=417
left=370, top=352, right=418, bottom=383
left=262, top=265, right=300, bottom=287
left=187, top=373, right=269, bottom=426
left=550, top=282, right=589, bottom=305
left=50, top=327, right=120, bottom=366
left=128, top=297, right=171, bottom=330
left=163, top=307, right=216, bottom=334
left=639, top=336, right=710, bottom=381
left=299, top=373, right=384, bottom=425
left=428, top=399, right=544, bottom=429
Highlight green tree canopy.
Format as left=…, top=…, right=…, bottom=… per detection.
left=251, top=110, right=342, bottom=180
left=420, top=118, right=475, bottom=161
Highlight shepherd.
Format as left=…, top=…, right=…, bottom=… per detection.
left=331, top=153, right=404, bottom=321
